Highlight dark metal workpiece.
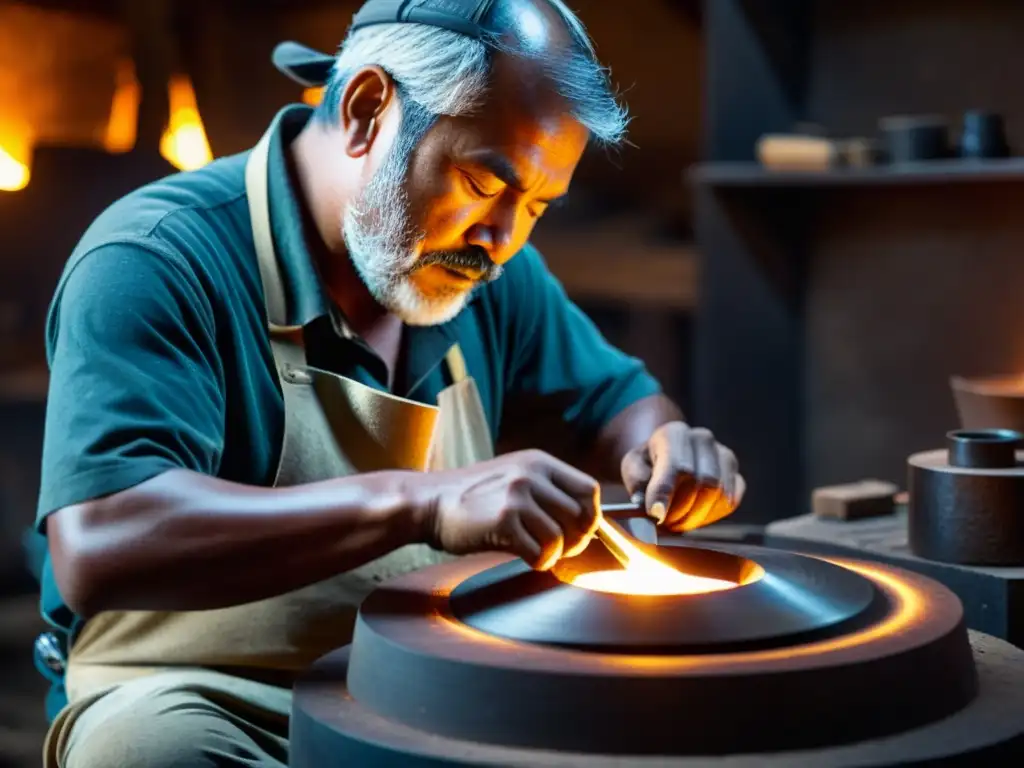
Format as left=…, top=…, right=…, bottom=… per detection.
left=947, top=428, right=1022, bottom=468
left=450, top=544, right=879, bottom=654
left=291, top=546, right=1009, bottom=766
left=909, top=435, right=1024, bottom=565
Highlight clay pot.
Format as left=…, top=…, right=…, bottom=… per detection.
left=951, top=374, right=1024, bottom=432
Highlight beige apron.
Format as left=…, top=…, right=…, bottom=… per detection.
left=44, top=115, right=495, bottom=764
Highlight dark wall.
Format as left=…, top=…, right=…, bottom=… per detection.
left=807, top=1, right=1024, bottom=149
left=806, top=185, right=1024, bottom=487
left=803, top=0, right=1024, bottom=487
left=695, top=0, right=1024, bottom=523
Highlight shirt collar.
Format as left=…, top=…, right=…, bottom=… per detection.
left=265, top=104, right=332, bottom=328
left=262, top=103, right=479, bottom=383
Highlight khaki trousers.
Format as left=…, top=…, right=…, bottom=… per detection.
left=51, top=670, right=289, bottom=767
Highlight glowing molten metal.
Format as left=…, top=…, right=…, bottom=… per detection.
left=568, top=519, right=745, bottom=596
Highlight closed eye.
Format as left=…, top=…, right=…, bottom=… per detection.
left=461, top=170, right=501, bottom=200
left=528, top=197, right=566, bottom=219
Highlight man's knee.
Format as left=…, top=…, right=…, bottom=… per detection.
left=61, top=681, right=284, bottom=768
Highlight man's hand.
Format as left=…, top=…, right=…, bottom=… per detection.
left=620, top=422, right=745, bottom=533
left=419, top=450, right=601, bottom=571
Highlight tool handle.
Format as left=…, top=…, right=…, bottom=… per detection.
left=600, top=501, right=645, bottom=518
left=600, top=501, right=656, bottom=544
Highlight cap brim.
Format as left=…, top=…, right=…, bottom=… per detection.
left=272, top=41, right=335, bottom=88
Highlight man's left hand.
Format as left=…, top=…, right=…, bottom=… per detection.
left=620, top=422, right=745, bottom=533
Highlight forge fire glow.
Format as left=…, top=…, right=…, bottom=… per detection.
left=566, top=520, right=746, bottom=596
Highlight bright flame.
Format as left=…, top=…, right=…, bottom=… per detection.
left=160, top=74, right=213, bottom=171
left=0, top=122, right=32, bottom=192
left=103, top=58, right=141, bottom=154
left=572, top=568, right=737, bottom=596
left=302, top=87, right=325, bottom=107
left=568, top=521, right=745, bottom=596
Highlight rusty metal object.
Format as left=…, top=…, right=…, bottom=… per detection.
left=288, top=546, right=1024, bottom=766
left=909, top=430, right=1024, bottom=565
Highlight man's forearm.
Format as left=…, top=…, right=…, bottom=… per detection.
left=47, top=468, right=429, bottom=616
left=587, top=394, right=684, bottom=482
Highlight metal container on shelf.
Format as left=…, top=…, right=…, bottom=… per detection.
left=909, top=429, right=1024, bottom=565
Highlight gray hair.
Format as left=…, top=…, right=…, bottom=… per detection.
left=315, top=0, right=629, bottom=147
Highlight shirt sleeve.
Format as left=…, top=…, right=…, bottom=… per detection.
left=36, top=242, right=226, bottom=525
left=502, top=243, right=662, bottom=440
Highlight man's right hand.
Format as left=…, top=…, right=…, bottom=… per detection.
left=418, top=450, right=601, bottom=571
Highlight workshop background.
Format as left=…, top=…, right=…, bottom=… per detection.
left=2, top=0, right=1022, bottom=764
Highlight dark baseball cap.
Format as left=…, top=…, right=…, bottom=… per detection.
left=272, top=0, right=498, bottom=87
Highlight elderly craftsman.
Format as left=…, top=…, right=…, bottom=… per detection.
left=36, top=1, right=743, bottom=765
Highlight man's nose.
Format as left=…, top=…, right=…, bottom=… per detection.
left=465, top=206, right=519, bottom=264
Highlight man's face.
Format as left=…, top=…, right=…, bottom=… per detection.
left=341, top=59, right=589, bottom=326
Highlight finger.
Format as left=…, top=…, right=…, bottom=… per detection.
left=520, top=502, right=565, bottom=571
left=620, top=447, right=652, bottom=499
left=677, top=485, right=724, bottom=532
left=700, top=474, right=746, bottom=528
left=646, top=428, right=695, bottom=525
left=693, top=429, right=723, bottom=489
left=665, top=430, right=722, bottom=531
left=701, top=491, right=738, bottom=528
left=663, top=481, right=701, bottom=530
left=506, top=514, right=545, bottom=569
left=718, top=446, right=739, bottom=505
left=544, top=454, right=600, bottom=502
left=531, top=479, right=596, bottom=558
left=542, top=456, right=600, bottom=543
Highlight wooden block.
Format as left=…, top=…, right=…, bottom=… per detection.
left=812, top=480, right=899, bottom=521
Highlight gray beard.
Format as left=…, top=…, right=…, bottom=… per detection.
left=342, top=110, right=483, bottom=327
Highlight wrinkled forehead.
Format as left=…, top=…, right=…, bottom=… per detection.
left=436, top=76, right=587, bottom=184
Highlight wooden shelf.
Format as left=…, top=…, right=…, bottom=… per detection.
left=690, top=159, right=1024, bottom=189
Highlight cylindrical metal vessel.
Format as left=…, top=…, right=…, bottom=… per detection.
left=909, top=429, right=1024, bottom=565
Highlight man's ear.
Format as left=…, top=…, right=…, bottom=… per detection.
left=338, top=65, right=395, bottom=158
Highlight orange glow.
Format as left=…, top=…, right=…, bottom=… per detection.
left=572, top=568, right=737, bottom=596
left=0, top=122, right=32, bottom=192
left=302, top=87, right=325, bottom=107
left=598, top=558, right=926, bottom=670
left=568, top=520, right=756, bottom=596
left=160, top=75, right=213, bottom=171
left=103, top=58, right=141, bottom=154
left=953, top=373, right=1024, bottom=395
left=430, top=556, right=934, bottom=675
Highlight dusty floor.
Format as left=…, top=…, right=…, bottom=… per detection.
left=0, top=593, right=49, bottom=768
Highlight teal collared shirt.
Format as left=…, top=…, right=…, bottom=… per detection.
left=36, top=105, right=660, bottom=641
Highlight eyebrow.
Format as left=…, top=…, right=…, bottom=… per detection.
left=465, top=151, right=569, bottom=206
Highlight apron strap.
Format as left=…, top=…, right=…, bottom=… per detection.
left=445, top=344, right=468, bottom=383
left=245, top=119, right=302, bottom=335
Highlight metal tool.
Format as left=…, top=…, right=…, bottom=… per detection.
left=594, top=517, right=634, bottom=569
left=601, top=500, right=658, bottom=546
left=601, top=501, right=645, bottom=515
